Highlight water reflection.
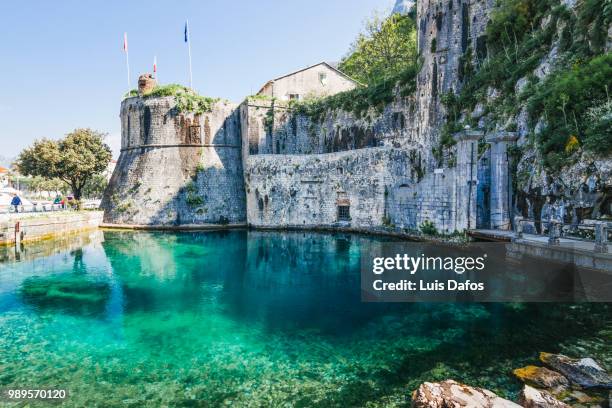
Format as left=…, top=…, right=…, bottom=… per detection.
left=1, top=229, right=610, bottom=406
left=0, top=229, right=105, bottom=263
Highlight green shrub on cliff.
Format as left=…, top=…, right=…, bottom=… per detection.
left=292, top=62, right=419, bottom=121
left=439, top=0, right=611, bottom=172
left=527, top=53, right=612, bottom=165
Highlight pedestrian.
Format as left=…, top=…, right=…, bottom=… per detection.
left=11, top=193, right=22, bottom=213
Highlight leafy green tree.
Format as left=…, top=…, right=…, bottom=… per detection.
left=17, top=129, right=112, bottom=201
left=338, top=13, right=417, bottom=85
left=82, top=174, right=109, bottom=199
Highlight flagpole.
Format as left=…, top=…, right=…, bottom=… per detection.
left=186, top=20, right=193, bottom=89
left=153, top=56, right=157, bottom=81
left=124, top=33, right=131, bottom=94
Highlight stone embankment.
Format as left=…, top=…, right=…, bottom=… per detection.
left=0, top=211, right=103, bottom=246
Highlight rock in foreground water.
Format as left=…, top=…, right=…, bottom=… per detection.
left=411, top=380, right=521, bottom=407
left=513, top=365, right=569, bottom=389
left=519, top=385, right=570, bottom=408
left=540, top=352, right=612, bottom=389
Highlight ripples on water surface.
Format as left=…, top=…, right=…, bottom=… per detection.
left=0, top=230, right=610, bottom=407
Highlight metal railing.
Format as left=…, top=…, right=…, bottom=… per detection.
left=1, top=204, right=70, bottom=214
left=514, top=216, right=610, bottom=254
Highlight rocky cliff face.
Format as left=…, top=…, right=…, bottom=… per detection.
left=429, top=0, right=612, bottom=225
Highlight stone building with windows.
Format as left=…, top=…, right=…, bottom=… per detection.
left=257, top=62, right=360, bottom=101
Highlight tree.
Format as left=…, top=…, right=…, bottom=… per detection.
left=338, top=12, right=417, bottom=85
left=82, top=174, right=108, bottom=199
left=17, top=129, right=112, bottom=201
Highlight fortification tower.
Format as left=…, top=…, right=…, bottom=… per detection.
left=101, top=77, right=246, bottom=226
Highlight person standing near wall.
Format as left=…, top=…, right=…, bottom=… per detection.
left=11, top=193, right=21, bottom=213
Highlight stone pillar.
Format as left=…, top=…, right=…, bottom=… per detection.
left=594, top=222, right=609, bottom=253
left=485, top=131, right=518, bottom=230
left=514, top=216, right=524, bottom=239
left=454, top=130, right=483, bottom=231
left=548, top=220, right=561, bottom=245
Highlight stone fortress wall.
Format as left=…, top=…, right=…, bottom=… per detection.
left=241, top=94, right=483, bottom=233
left=241, top=0, right=498, bottom=233
left=101, top=95, right=246, bottom=226
left=103, top=0, right=520, bottom=233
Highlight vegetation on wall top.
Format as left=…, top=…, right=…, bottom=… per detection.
left=124, top=84, right=219, bottom=115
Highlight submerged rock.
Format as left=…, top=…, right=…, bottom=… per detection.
left=519, top=385, right=570, bottom=408
left=513, top=365, right=569, bottom=389
left=411, top=380, right=520, bottom=407
left=540, top=352, right=612, bottom=389
left=20, top=275, right=111, bottom=316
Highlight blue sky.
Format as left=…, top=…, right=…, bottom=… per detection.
left=0, top=0, right=392, bottom=159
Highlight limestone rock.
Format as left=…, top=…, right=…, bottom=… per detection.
left=513, top=365, right=569, bottom=389
left=515, top=107, right=529, bottom=142
left=411, top=380, right=521, bottom=407
left=569, top=389, right=601, bottom=404
left=487, top=87, right=501, bottom=102
left=540, top=352, right=612, bottom=389
left=471, top=103, right=485, bottom=119
left=519, top=385, right=570, bottom=408
left=515, top=77, right=529, bottom=94
left=534, top=45, right=559, bottom=80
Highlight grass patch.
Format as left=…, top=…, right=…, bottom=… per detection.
left=125, top=84, right=219, bottom=115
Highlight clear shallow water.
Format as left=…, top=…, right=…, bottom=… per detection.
left=0, top=230, right=610, bottom=407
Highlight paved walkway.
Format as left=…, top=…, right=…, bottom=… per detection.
left=470, top=229, right=603, bottom=252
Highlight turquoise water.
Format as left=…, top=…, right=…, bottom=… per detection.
left=0, top=230, right=610, bottom=407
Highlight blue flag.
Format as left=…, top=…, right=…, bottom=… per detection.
left=184, top=21, right=188, bottom=43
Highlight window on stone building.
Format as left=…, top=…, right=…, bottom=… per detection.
left=337, top=205, right=350, bottom=221
left=319, top=72, right=328, bottom=86
left=289, top=93, right=300, bottom=101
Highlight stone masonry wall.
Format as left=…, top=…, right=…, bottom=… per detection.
left=101, top=96, right=246, bottom=225
left=0, top=211, right=103, bottom=246
left=241, top=90, right=418, bottom=157
left=245, top=148, right=411, bottom=228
